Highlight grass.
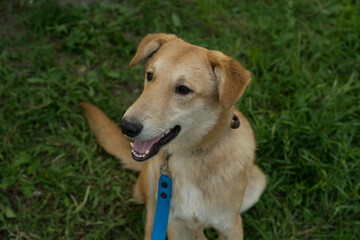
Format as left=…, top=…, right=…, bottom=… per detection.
left=0, top=0, right=359, bottom=239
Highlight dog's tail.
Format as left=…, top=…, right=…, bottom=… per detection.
left=80, top=102, right=143, bottom=172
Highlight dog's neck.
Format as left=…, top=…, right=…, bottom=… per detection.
left=165, top=107, right=242, bottom=181
left=190, top=107, right=235, bottom=154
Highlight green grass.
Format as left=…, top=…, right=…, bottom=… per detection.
left=0, top=0, right=359, bottom=239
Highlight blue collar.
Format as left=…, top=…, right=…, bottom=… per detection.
left=151, top=155, right=172, bottom=240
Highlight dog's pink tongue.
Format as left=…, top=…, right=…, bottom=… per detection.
left=133, top=135, right=163, bottom=154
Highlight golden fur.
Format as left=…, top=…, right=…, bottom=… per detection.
left=81, top=33, right=266, bottom=240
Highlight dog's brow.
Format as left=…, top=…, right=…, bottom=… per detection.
left=145, top=65, right=154, bottom=73
left=178, top=76, right=185, bottom=82
left=177, top=76, right=191, bottom=85
left=176, top=75, right=198, bottom=91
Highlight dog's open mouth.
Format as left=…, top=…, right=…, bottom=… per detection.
left=130, top=125, right=181, bottom=162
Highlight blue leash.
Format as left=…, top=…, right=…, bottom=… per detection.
left=151, top=155, right=172, bottom=240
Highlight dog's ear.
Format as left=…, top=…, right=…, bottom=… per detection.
left=129, top=33, right=177, bottom=67
left=208, top=50, right=251, bottom=109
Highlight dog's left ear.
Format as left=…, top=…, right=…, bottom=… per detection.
left=208, top=50, right=251, bottom=109
left=129, top=33, right=177, bottom=67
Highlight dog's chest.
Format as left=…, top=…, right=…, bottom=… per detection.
left=168, top=160, right=230, bottom=228
left=170, top=177, right=212, bottom=227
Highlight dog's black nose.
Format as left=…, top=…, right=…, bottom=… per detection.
left=120, top=119, right=143, bottom=137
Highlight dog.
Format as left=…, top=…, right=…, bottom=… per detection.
left=81, top=33, right=266, bottom=239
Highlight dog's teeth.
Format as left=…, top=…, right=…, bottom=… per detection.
left=130, top=142, right=134, bottom=148
left=132, top=150, right=146, bottom=158
left=132, top=150, right=139, bottom=157
left=145, top=150, right=149, bottom=155
left=165, top=129, right=170, bottom=134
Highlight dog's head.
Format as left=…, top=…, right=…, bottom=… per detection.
left=120, top=33, right=251, bottom=161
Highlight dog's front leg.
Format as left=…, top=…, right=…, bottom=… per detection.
left=142, top=168, right=157, bottom=240
left=167, top=217, right=193, bottom=240
left=143, top=198, right=156, bottom=240
left=218, top=215, right=243, bottom=240
left=192, top=227, right=207, bottom=240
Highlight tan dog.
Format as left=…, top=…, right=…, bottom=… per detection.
left=81, top=33, right=266, bottom=239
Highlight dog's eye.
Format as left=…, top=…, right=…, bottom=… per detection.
left=175, top=85, right=192, bottom=95
left=146, top=72, right=153, bottom=81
